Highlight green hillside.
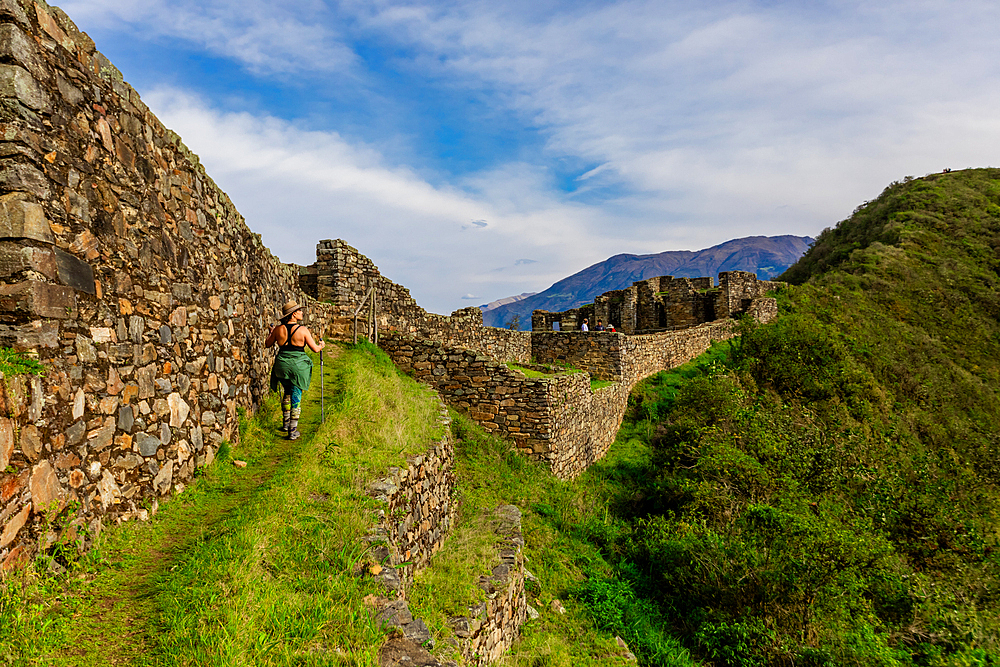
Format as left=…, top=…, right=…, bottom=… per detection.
left=571, top=168, right=1000, bottom=666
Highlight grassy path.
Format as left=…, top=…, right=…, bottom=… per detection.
left=50, top=422, right=305, bottom=666
left=9, top=351, right=335, bottom=667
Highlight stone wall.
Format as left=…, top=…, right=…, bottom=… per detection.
left=301, top=239, right=530, bottom=364
left=0, top=0, right=335, bottom=569
left=366, top=411, right=528, bottom=667
left=367, top=404, right=457, bottom=589
left=379, top=319, right=746, bottom=479
left=448, top=505, right=528, bottom=665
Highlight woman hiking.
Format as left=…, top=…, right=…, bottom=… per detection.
left=265, top=300, right=325, bottom=440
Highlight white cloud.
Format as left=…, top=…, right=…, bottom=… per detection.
left=350, top=0, right=1000, bottom=233
left=62, top=0, right=1000, bottom=310
left=59, top=0, right=355, bottom=74
left=144, top=89, right=616, bottom=313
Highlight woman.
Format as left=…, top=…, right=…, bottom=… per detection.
left=265, top=300, right=325, bottom=440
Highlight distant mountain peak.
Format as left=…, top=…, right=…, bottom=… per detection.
left=482, top=235, right=813, bottom=329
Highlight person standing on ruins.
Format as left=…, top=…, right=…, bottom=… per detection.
left=581, top=318, right=589, bottom=332
left=266, top=300, right=326, bottom=440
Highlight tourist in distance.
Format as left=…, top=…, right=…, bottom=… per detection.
left=581, top=318, right=589, bottom=332
left=265, top=300, right=325, bottom=440
left=595, top=320, right=605, bottom=331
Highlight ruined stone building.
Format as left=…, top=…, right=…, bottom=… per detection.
left=531, top=271, right=781, bottom=333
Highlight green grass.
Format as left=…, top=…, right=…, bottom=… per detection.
left=0, top=341, right=443, bottom=666
left=508, top=362, right=616, bottom=391
left=406, top=411, right=692, bottom=666
left=507, top=363, right=551, bottom=378
left=0, top=347, right=44, bottom=377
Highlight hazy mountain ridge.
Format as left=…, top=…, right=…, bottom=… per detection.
left=483, top=235, right=813, bottom=328
left=479, top=292, right=537, bottom=313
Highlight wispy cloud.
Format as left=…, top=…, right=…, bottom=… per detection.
left=144, top=89, right=612, bottom=313
left=60, top=0, right=355, bottom=74
left=62, top=0, right=1000, bottom=312
left=352, top=0, right=1000, bottom=226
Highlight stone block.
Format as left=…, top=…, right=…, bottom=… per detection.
left=136, top=432, right=159, bottom=457
left=0, top=64, right=50, bottom=112
left=56, top=73, right=83, bottom=106
left=153, top=459, right=173, bottom=494
left=29, top=460, right=62, bottom=513
left=0, top=242, right=57, bottom=281
left=0, top=197, right=53, bottom=243
left=0, top=0, right=30, bottom=27
left=0, top=415, right=11, bottom=469
left=19, top=423, right=40, bottom=462
left=0, top=24, right=46, bottom=81
left=0, top=503, right=30, bottom=548
left=96, top=470, right=120, bottom=510
left=53, top=247, right=96, bottom=294
left=0, top=280, right=75, bottom=319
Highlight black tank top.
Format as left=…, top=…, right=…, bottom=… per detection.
left=279, top=323, right=305, bottom=352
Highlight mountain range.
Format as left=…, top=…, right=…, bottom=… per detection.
left=482, top=234, right=814, bottom=329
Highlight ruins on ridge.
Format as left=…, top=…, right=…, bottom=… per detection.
left=531, top=271, right=779, bottom=333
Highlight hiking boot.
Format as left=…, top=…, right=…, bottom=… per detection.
left=288, top=428, right=301, bottom=441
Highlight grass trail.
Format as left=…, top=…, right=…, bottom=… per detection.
left=47, top=419, right=306, bottom=666
left=2, top=345, right=395, bottom=667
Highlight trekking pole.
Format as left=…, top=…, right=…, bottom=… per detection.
left=320, top=346, right=325, bottom=423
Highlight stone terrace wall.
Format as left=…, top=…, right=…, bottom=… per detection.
left=301, top=239, right=530, bottom=364
left=531, top=320, right=740, bottom=388
left=379, top=323, right=745, bottom=479
left=367, top=404, right=457, bottom=589
left=449, top=505, right=528, bottom=665
left=365, top=412, right=528, bottom=666
left=0, top=0, right=334, bottom=569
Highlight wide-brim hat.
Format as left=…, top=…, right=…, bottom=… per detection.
left=281, top=300, right=303, bottom=319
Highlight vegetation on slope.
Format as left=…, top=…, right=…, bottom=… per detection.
left=6, top=168, right=1000, bottom=667
left=555, top=168, right=1000, bottom=666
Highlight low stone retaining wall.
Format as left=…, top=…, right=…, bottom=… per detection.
left=364, top=408, right=528, bottom=666
left=447, top=504, right=528, bottom=666
left=367, top=404, right=457, bottom=590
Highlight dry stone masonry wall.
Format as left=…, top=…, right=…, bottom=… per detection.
left=301, top=239, right=530, bottom=364
left=382, top=318, right=767, bottom=479
left=366, top=409, right=528, bottom=666
left=367, top=404, right=457, bottom=591
left=447, top=505, right=528, bottom=666
left=0, top=0, right=335, bottom=569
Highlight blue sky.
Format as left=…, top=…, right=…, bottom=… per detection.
left=59, top=0, right=1000, bottom=314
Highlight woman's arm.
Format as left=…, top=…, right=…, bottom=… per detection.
left=303, top=328, right=326, bottom=353
left=264, top=324, right=281, bottom=348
